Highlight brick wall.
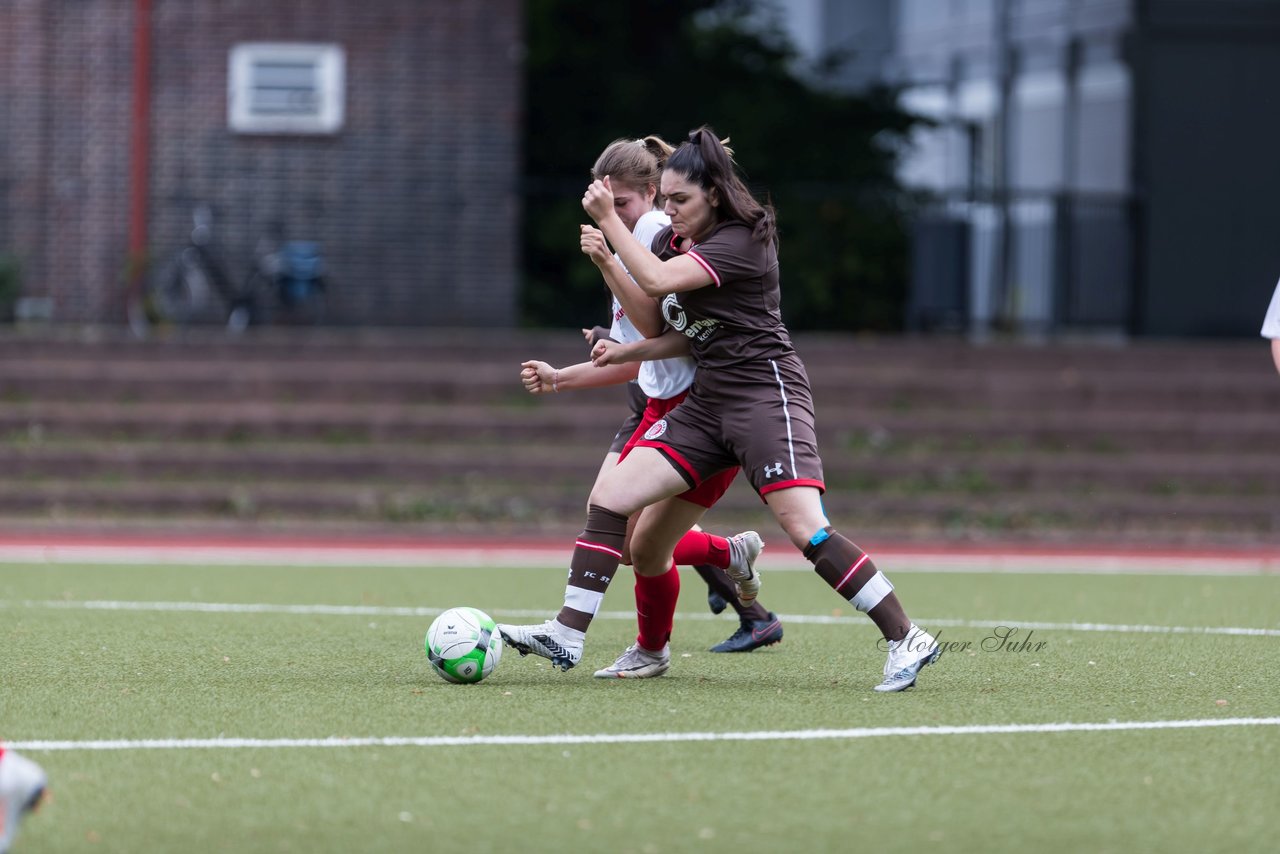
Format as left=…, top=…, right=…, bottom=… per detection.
left=0, top=0, right=522, bottom=326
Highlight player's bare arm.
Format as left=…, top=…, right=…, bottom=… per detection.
left=583, top=178, right=712, bottom=297
left=1271, top=338, right=1280, bottom=375
left=591, top=328, right=691, bottom=367
left=579, top=225, right=664, bottom=338
left=520, top=358, right=639, bottom=395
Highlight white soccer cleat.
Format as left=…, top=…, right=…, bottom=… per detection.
left=875, top=624, right=942, bottom=693
left=497, top=620, right=583, bottom=672
left=725, top=531, right=764, bottom=605
left=593, top=643, right=671, bottom=679
left=0, top=749, right=48, bottom=854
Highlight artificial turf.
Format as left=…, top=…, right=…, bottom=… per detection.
left=3, top=561, right=1277, bottom=853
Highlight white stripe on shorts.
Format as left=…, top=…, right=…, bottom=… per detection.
left=768, top=359, right=799, bottom=477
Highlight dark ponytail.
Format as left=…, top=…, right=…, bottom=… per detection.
left=666, top=126, right=777, bottom=246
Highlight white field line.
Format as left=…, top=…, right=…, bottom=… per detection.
left=3, top=598, right=1278, bottom=637
left=11, top=717, right=1280, bottom=753
left=0, top=544, right=1276, bottom=575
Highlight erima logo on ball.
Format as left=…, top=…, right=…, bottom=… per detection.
left=644, top=419, right=668, bottom=440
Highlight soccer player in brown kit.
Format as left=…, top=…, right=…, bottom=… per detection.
left=501, top=127, right=942, bottom=691
left=507, top=137, right=783, bottom=678
left=524, top=326, right=785, bottom=661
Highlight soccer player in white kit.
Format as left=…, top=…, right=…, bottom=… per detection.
left=0, top=745, right=47, bottom=853
left=1261, top=276, right=1280, bottom=375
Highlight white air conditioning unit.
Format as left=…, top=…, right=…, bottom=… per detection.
left=228, top=42, right=345, bottom=135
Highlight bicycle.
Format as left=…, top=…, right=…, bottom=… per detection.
left=129, top=204, right=327, bottom=336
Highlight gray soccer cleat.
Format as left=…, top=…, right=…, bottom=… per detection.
left=593, top=643, right=671, bottom=679
left=725, top=531, right=764, bottom=605
left=497, top=620, right=583, bottom=671
left=875, top=625, right=942, bottom=693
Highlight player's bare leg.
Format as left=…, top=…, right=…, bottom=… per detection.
left=595, top=496, right=703, bottom=678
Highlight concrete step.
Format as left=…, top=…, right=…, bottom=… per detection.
left=0, top=479, right=1272, bottom=541
left=1, top=443, right=1276, bottom=496
left=1, top=330, right=1273, bottom=543
left=826, top=409, right=1279, bottom=452
left=0, top=327, right=1265, bottom=369
left=4, top=345, right=1277, bottom=410
left=2, top=403, right=1275, bottom=454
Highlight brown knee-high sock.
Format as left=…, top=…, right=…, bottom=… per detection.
left=555, top=505, right=629, bottom=634
left=803, top=527, right=910, bottom=641
left=692, top=564, right=770, bottom=622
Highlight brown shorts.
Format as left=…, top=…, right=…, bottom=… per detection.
left=633, top=353, right=825, bottom=497
left=620, top=391, right=739, bottom=508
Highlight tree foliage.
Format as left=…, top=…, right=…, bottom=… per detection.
left=521, top=0, right=920, bottom=332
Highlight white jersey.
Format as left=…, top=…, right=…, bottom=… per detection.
left=1262, top=277, right=1280, bottom=339
left=608, top=209, right=697, bottom=400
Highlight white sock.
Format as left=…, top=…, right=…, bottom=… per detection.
left=553, top=620, right=586, bottom=644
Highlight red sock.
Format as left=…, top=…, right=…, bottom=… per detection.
left=672, top=530, right=730, bottom=569
left=634, top=562, right=681, bottom=651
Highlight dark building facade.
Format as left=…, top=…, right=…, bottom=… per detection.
left=779, top=0, right=1280, bottom=338
left=0, top=0, right=521, bottom=326
left=891, top=0, right=1280, bottom=338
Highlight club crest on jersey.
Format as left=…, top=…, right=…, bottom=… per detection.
left=644, top=419, right=669, bottom=440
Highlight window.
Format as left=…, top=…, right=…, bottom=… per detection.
left=228, top=43, right=345, bottom=134
left=1011, top=70, right=1066, bottom=191
left=1072, top=61, right=1131, bottom=193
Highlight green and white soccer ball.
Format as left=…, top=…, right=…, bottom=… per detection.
left=425, top=607, right=503, bottom=684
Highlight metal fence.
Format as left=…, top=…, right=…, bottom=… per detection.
left=907, top=190, right=1137, bottom=336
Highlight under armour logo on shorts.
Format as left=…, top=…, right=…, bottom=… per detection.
left=644, top=419, right=669, bottom=440
left=763, top=462, right=784, bottom=478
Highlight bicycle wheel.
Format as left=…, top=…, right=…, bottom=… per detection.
left=236, top=267, right=276, bottom=328
left=134, top=250, right=210, bottom=332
